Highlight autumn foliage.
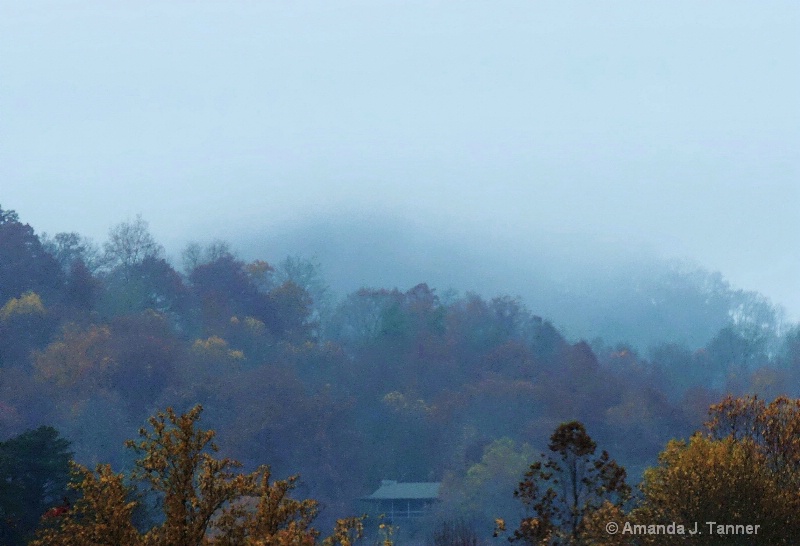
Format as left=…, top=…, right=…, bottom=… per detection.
left=31, top=405, right=363, bottom=546
left=506, top=422, right=629, bottom=545
left=2, top=206, right=800, bottom=543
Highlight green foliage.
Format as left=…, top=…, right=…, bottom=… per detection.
left=439, top=438, right=535, bottom=531
left=0, top=425, right=72, bottom=545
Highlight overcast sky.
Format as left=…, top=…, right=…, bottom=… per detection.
left=2, top=1, right=798, bottom=318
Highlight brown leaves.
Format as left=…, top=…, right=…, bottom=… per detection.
left=548, top=421, right=597, bottom=459
left=706, top=394, right=800, bottom=482
left=510, top=421, right=630, bottom=545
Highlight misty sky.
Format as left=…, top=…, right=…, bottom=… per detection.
left=2, top=1, right=798, bottom=318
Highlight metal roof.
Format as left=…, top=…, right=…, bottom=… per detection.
left=363, top=480, right=441, bottom=500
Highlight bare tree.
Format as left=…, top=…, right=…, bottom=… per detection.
left=103, top=215, right=164, bottom=272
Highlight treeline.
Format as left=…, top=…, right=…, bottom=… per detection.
left=13, top=396, right=800, bottom=545
left=494, top=395, right=800, bottom=545
left=0, top=205, right=798, bottom=543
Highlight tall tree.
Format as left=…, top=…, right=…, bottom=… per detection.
left=30, top=462, right=140, bottom=546
left=41, top=232, right=100, bottom=273
left=102, top=215, right=164, bottom=274
left=126, top=405, right=263, bottom=545
left=0, top=426, right=72, bottom=546
left=99, top=256, right=188, bottom=318
left=705, top=394, right=800, bottom=486
left=0, top=291, right=55, bottom=365
left=189, top=253, right=265, bottom=332
left=0, top=205, right=63, bottom=305
left=32, top=405, right=361, bottom=546
left=508, top=421, right=629, bottom=545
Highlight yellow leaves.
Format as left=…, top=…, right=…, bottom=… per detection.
left=33, top=404, right=361, bottom=546
left=374, top=517, right=395, bottom=546
left=706, top=394, right=800, bottom=484
left=381, top=391, right=432, bottom=415
left=33, top=323, right=114, bottom=388
left=0, top=290, right=46, bottom=320
left=192, top=335, right=246, bottom=362
left=193, top=335, right=230, bottom=352
left=245, top=316, right=267, bottom=334
left=579, top=501, right=629, bottom=545
left=333, top=517, right=365, bottom=541
left=217, top=469, right=325, bottom=546
left=230, top=315, right=267, bottom=335
left=514, top=518, right=553, bottom=546
left=126, top=405, right=336, bottom=546
left=30, top=462, right=141, bottom=546
left=244, top=260, right=275, bottom=288
left=637, top=431, right=798, bottom=543
left=645, top=435, right=759, bottom=500
left=126, top=404, right=239, bottom=545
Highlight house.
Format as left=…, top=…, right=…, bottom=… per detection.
left=361, top=480, right=441, bottom=522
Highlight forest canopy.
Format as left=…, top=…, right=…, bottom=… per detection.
left=0, top=206, right=798, bottom=544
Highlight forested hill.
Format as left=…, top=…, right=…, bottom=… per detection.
left=239, top=213, right=785, bottom=351
left=1, top=205, right=798, bottom=542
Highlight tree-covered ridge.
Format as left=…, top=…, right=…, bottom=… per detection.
left=0, top=205, right=798, bottom=543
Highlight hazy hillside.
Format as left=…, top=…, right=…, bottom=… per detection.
left=1, top=206, right=798, bottom=544
left=238, top=213, right=785, bottom=351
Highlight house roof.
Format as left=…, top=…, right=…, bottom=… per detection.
left=362, top=480, right=441, bottom=500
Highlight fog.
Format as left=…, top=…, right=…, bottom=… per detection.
left=2, top=1, right=798, bottom=324
left=4, top=4, right=800, bottom=540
